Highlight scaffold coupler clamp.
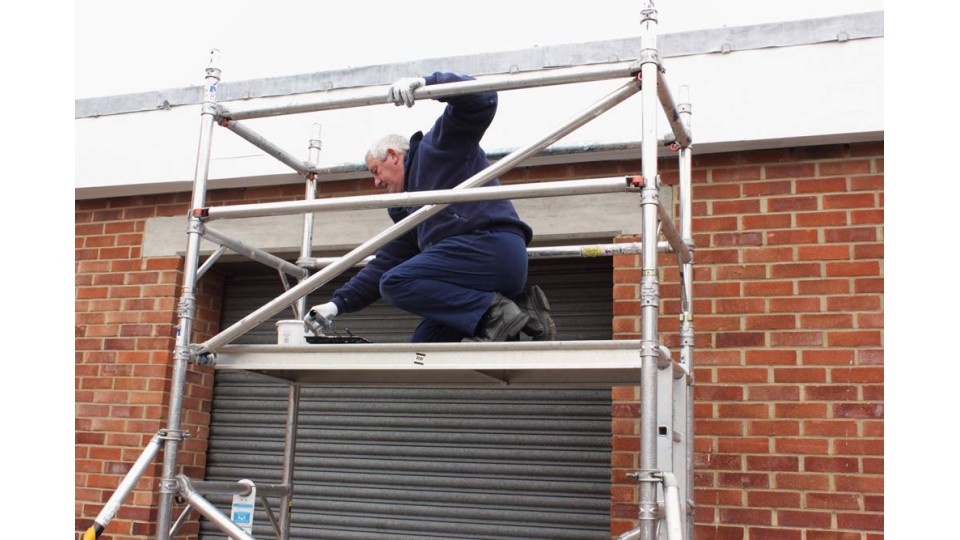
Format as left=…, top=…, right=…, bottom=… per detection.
left=157, top=430, right=191, bottom=496
left=296, top=256, right=315, bottom=268
left=177, top=343, right=211, bottom=365
left=627, top=469, right=663, bottom=521
left=627, top=469, right=664, bottom=484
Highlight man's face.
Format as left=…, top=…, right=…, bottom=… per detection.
left=366, top=148, right=405, bottom=194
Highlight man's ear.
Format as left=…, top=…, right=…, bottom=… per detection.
left=386, top=148, right=402, bottom=164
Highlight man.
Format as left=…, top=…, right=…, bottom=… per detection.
left=305, top=71, right=556, bottom=343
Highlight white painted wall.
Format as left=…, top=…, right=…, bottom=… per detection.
left=75, top=1, right=884, bottom=198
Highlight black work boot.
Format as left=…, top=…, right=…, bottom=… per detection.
left=464, top=294, right=530, bottom=342
left=515, top=285, right=558, bottom=341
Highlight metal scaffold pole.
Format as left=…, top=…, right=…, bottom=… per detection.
left=638, top=2, right=662, bottom=539
left=677, top=83, right=696, bottom=540
left=154, top=49, right=221, bottom=540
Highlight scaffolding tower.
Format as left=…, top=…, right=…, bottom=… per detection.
left=82, top=2, right=695, bottom=539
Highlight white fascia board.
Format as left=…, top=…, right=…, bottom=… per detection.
left=76, top=37, right=882, bottom=200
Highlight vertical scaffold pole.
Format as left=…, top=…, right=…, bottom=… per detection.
left=155, top=49, right=221, bottom=540
left=677, top=84, right=696, bottom=540
left=278, top=385, right=300, bottom=539
left=638, top=2, right=661, bottom=540
left=295, top=124, right=321, bottom=319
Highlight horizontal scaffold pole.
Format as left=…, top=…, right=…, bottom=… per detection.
left=301, top=240, right=676, bottom=269
left=202, top=177, right=639, bottom=221
left=196, top=77, right=642, bottom=355
left=220, top=61, right=641, bottom=121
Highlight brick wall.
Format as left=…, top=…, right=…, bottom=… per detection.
left=610, top=142, right=884, bottom=539
left=75, top=141, right=883, bottom=539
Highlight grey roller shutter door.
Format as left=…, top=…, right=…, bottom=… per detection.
left=201, top=258, right=613, bottom=539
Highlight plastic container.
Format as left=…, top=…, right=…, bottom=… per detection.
left=276, top=320, right=308, bottom=345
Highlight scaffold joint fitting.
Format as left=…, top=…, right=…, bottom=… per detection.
left=158, top=429, right=190, bottom=442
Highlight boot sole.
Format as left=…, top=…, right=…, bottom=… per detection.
left=526, top=285, right=558, bottom=341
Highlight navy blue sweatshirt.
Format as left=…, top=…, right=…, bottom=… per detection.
left=330, top=72, right=533, bottom=315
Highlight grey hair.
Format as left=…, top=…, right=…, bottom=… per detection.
left=366, top=134, right=410, bottom=161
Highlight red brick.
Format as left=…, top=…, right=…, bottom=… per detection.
left=696, top=420, right=744, bottom=436
left=747, top=490, right=802, bottom=508
left=804, top=385, right=858, bottom=401
left=837, top=513, right=884, bottom=531
left=713, top=166, right=762, bottom=182
left=820, top=159, right=872, bottom=175
left=799, top=313, right=853, bottom=329
left=718, top=507, right=772, bottom=525
left=776, top=472, right=831, bottom=490
left=803, top=420, right=859, bottom=437
left=775, top=403, right=828, bottom=418
left=693, top=525, right=745, bottom=540
left=851, top=209, right=884, bottom=225
left=770, top=332, right=823, bottom=347
left=765, top=163, right=815, bottom=179
left=831, top=367, right=883, bottom=383
left=747, top=386, right=800, bottom=401
left=743, top=247, right=794, bottom=263
left=751, top=528, right=802, bottom=540
left=826, top=261, right=881, bottom=277
left=775, top=437, right=830, bottom=454
left=745, top=350, right=797, bottom=366
left=835, top=474, right=884, bottom=493
left=771, top=263, right=821, bottom=278
left=748, top=420, right=800, bottom=436
left=773, top=368, right=827, bottom=383
left=714, top=232, right=763, bottom=246
left=768, top=196, right=818, bottom=212
left=854, top=277, right=883, bottom=293
left=796, top=176, right=847, bottom=193
left=717, top=437, right=770, bottom=453
left=828, top=331, right=882, bottom=347
left=716, top=264, right=767, bottom=280
left=695, top=215, right=740, bottom=231
left=747, top=455, right=800, bottom=472
left=742, top=313, right=801, bottom=331
left=744, top=181, right=793, bottom=196
left=718, top=473, right=770, bottom=489
left=766, top=229, right=819, bottom=245
left=835, top=439, right=884, bottom=456
left=716, top=332, right=765, bottom=348
left=742, top=213, right=792, bottom=229
left=744, top=281, right=795, bottom=296
left=827, top=295, right=882, bottom=311
left=796, top=210, right=848, bottom=227
left=718, top=403, right=770, bottom=419
left=714, top=199, right=762, bottom=215
left=823, top=193, right=877, bottom=209
left=805, top=456, right=859, bottom=473
left=798, top=244, right=849, bottom=260
left=697, top=350, right=742, bottom=366
left=778, top=510, right=832, bottom=528
left=696, top=386, right=744, bottom=401
left=799, top=279, right=849, bottom=295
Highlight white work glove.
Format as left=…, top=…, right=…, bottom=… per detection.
left=304, top=302, right=338, bottom=335
left=389, top=76, right=426, bottom=108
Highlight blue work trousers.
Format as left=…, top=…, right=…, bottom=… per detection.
left=379, top=230, right=528, bottom=342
